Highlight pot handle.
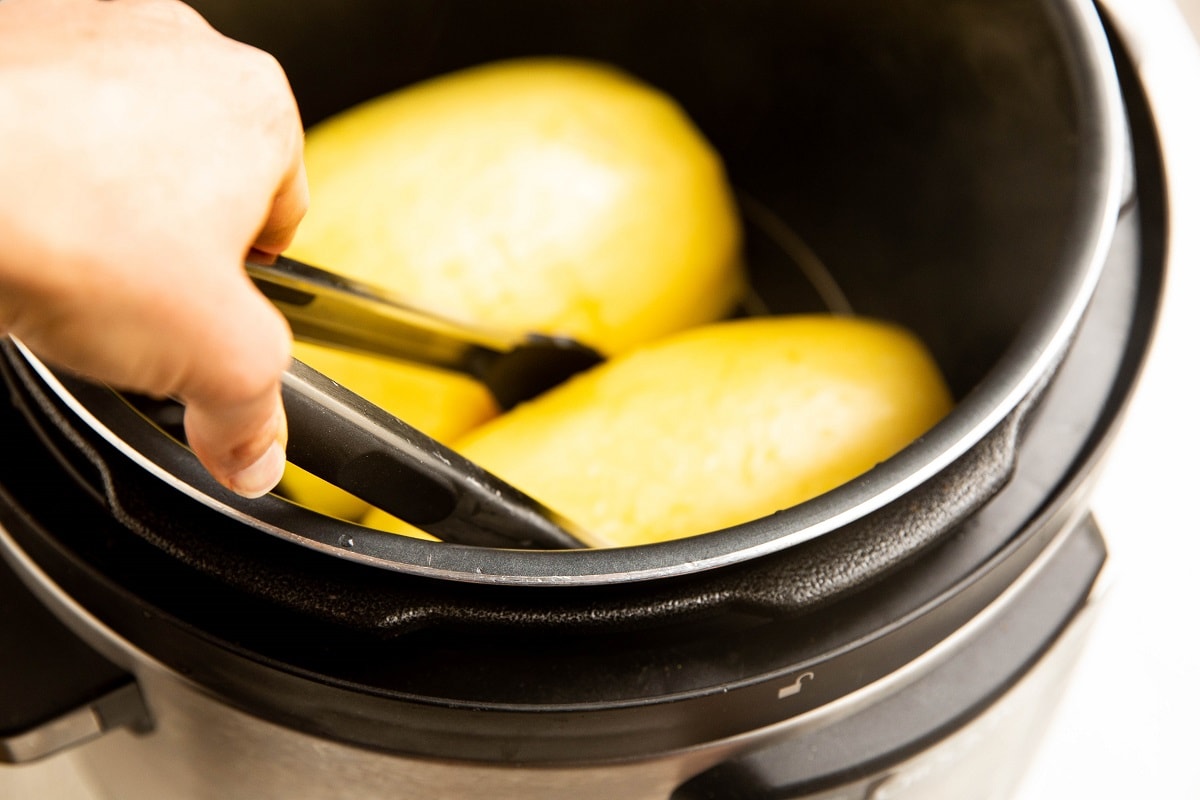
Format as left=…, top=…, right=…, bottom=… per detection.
left=0, top=555, right=151, bottom=764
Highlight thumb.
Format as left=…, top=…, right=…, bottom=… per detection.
left=252, top=159, right=309, bottom=259
left=178, top=278, right=292, bottom=498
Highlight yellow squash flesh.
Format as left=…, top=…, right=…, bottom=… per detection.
left=363, top=316, right=954, bottom=546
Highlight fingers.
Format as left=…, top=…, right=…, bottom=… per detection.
left=2, top=251, right=294, bottom=498
left=185, top=385, right=290, bottom=498
left=253, top=159, right=309, bottom=260
left=209, top=112, right=306, bottom=495
left=175, top=273, right=294, bottom=497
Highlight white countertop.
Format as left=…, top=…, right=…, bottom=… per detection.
left=1019, top=0, right=1200, bottom=796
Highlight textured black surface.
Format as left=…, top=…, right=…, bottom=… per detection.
left=1, top=343, right=1029, bottom=635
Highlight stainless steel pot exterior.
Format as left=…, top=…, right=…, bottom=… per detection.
left=0, top=507, right=1106, bottom=800
left=4, top=618, right=1100, bottom=800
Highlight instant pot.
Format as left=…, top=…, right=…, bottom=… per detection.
left=0, top=0, right=1175, bottom=797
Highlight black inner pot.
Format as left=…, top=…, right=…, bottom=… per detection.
left=7, top=0, right=1125, bottom=603
left=205, top=0, right=1109, bottom=395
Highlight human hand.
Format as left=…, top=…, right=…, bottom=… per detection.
left=0, top=0, right=307, bottom=497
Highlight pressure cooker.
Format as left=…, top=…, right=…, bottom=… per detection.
left=0, top=0, right=1172, bottom=797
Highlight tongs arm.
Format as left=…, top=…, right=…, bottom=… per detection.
left=281, top=358, right=590, bottom=550
left=248, top=256, right=603, bottom=408
left=250, top=256, right=516, bottom=373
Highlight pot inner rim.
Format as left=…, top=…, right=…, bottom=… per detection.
left=5, top=0, right=1128, bottom=585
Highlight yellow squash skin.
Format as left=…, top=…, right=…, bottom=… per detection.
left=280, top=57, right=744, bottom=520
left=364, top=315, right=954, bottom=546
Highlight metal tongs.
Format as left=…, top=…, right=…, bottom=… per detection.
left=247, top=256, right=603, bottom=550
left=249, top=256, right=604, bottom=410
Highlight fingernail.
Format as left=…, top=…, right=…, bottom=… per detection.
left=228, top=440, right=286, bottom=498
